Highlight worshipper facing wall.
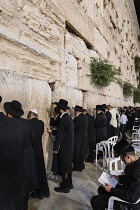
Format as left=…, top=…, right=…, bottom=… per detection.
left=27, top=109, right=50, bottom=199
left=48, top=99, right=74, bottom=193
left=94, top=105, right=107, bottom=143
left=4, top=100, right=39, bottom=210
left=83, top=109, right=96, bottom=163
left=73, top=105, right=89, bottom=171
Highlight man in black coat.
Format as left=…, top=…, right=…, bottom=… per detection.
left=73, top=105, right=89, bottom=171
left=94, top=105, right=107, bottom=143
left=83, top=109, right=96, bottom=163
left=52, top=99, right=74, bottom=193
left=102, top=104, right=112, bottom=139
left=27, top=109, right=50, bottom=199
left=4, top=100, right=39, bottom=210
left=91, top=139, right=140, bottom=210
left=0, top=107, right=26, bottom=210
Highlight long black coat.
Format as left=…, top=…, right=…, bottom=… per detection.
left=54, top=113, right=74, bottom=174
left=86, top=113, right=96, bottom=149
left=0, top=113, right=25, bottom=210
left=111, top=158, right=140, bottom=209
left=73, top=113, right=89, bottom=158
left=94, top=112, right=107, bottom=143
left=105, top=111, right=112, bottom=139
left=30, top=118, right=49, bottom=194
left=13, top=117, right=39, bottom=194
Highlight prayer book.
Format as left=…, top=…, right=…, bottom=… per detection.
left=98, top=171, right=118, bottom=188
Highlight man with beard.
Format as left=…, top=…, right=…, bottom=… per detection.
left=52, top=99, right=74, bottom=193
left=73, top=105, right=89, bottom=171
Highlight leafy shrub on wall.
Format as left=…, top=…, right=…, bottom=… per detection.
left=134, top=56, right=140, bottom=73
left=133, top=88, right=140, bottom=104
left=123, top=81, right=133, bottom=98
left=89, top=58, right=119, bottom=87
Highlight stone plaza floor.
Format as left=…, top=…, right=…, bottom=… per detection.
left=28, top=162, right=102, bottom=210
left=28, top=133, right=139, bottom=210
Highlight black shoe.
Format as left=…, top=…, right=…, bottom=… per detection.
left=69, top=184, right=73, bottom=189
left=30, top=191, right=50, bottom=199
left=54, top=187, right=70, bottom=193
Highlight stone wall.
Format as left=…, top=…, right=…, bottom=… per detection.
left=0, top=0, right=140, bottom=170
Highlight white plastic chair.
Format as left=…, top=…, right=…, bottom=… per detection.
left=95, top=136, right=118, bottom=166
left=132, top=139, right=140, bottom=146
left=103, top=141, right=124, bottom=172
left=132, top=126, right=140, bottom=140
left=108, top=196, right=140, bottom=210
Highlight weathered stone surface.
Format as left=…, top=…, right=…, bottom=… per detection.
left=0, top=0, right=140, bottom=169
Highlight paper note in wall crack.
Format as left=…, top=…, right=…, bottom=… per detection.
left=98, top=171, right=118, bottom=188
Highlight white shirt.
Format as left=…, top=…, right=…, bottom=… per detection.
left=60, top=112, right=67, bottom=118
left=120, top=114, right=128, bottom=125
left=109, top=108, right=117, bottom=128
left=76, top=113, right=82, bottom=117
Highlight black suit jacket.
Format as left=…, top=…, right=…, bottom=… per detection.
left=0, top=113, right=25, bottom=210
left=54, top=113, right=74, bottom=174
left=73, top=113, right=89, bottom=158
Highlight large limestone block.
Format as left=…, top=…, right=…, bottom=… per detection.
left=64, top=53, right=78, bottom=88
left=21, top=2, right=65, bottom=46
left=0, top=35, right=60, bottom=81
left=64, top=31, right=90, bottom=63
left=78, top=0, right=94, bottom=21
left=50, top=0, right=94, bottom=46
left=93, top=27, right=107, bottom=59
left=0, top=0, right=14, bottom=16
left=52, top=81, right=83, bottom=111
left=77, top=60, right=93, bottom=91
left=0, top=69, right=28, bottom=113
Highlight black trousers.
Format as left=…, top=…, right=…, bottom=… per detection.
left=91, top=186, right=139, bottom=210
left=85, top=148, right=94, bottom=162
left=60, top=173, right=72, bottom=188
left=120, top=124, right=127, bottom=138
left=73, top=157, right=85, bottom=171
left=111, top=125, right=118, bottom=137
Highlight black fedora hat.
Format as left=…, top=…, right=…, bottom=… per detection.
left=0, top=96, right=2, bottom=103
left=4, top=100, right=24, bottom=117
left=94, top=105, right=104, bottom=111
left=54, top=99, right=70, bottom=110
left=102, top=104, right=108, bottom=109
left=72, top=105, right=83, bottom=112
left=113, top=139, right=134, bottom=157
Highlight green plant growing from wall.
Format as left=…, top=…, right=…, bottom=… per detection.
left=134, top=56, right=140, bottom=73
left=123, top=81, right=133, bottom=98
left=88, top=58, right=119, bottom=87
left=133, top=88, right=140, bottom=104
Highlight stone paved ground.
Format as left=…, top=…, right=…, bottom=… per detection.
left=28, top=133, right=139, bottom=210
left=28, top=162, right=102, bottom=210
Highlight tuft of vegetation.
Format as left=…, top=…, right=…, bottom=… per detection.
left=88, top=58, right=119, bottom=87
left=133, top=88, right=140, bottom=104
left=123, top=81, right=133, bottom=98
left=134, top=56, right=140, bottom=73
